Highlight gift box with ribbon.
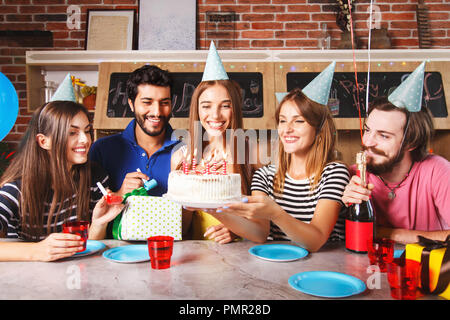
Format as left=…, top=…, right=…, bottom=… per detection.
left=112, top=196, right=182, bottom=241
left=405, top=235, right=450, bottom=299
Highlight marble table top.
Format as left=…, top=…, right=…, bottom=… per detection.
left=0, top=239, right=405, bottom=300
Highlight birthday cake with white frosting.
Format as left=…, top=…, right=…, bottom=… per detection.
left=166, top=170, right=241, bottom=204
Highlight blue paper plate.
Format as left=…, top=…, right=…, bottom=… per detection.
left=74, top=240, right=106, bottom=257
left=102, top=245, right=150, bottom=263
left=249, top=244, right=308, bottom=262
left=289, top=271, right=366, bottom=298
left=394, top=249, right=404, bottom=259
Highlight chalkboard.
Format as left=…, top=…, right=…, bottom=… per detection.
left=107, top=72, right=264, bottom=118
left=286, top=72, right=447, bottom=118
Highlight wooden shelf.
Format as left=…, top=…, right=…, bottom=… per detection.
left=25, top=49, right=450, bottom=163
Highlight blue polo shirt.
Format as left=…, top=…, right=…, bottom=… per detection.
left=89, top=120, right=180, bottom=197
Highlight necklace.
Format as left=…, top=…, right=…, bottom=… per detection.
left=377, top=162, right=414, bottom=200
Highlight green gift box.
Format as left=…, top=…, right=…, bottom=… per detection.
left=112, top=195, right=182, bottom=241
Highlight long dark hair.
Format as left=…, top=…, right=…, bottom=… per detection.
left=0, top=101, right=92, bottom=240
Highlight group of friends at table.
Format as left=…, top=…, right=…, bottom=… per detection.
left=0, top=42, right=449, bottom=263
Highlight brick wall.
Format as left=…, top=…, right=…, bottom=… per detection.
left=1, top=0, right=450, bottom=147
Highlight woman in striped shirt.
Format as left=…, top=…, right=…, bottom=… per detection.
left=0, top=101, right=123, bottom=261
left=211, top=88, right=350, bottom=252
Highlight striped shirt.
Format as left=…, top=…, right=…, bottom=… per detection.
left=0, top=163, right=109, bottom=241
left=251, top=162, right=350, bottom=242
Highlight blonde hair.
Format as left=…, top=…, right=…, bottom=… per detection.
left=273, top=88, right=337, bottom=195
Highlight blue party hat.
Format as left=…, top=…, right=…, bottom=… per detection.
left=202, top=41, right=229, bottom=81
left=302, top=61, right=336, bottom=106
left=50, top=73, right=76, bottom=102
left=388, top=61, right=425, bottom=112
left=275, top=92, right=288, bottom=104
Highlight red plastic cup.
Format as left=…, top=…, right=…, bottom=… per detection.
left=387, top=258, right=421, bottom=300
left=105, top=194, right=123, bottom=205
left=62, top=221, right=89, bottom=252
left=367, top=238, right=394, bottom=272
left=147, top=236, right=174, bottom=270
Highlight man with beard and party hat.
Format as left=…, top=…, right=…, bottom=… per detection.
left=341, top=62, right=450, bottom=244
left=90, top=65, right=179, bottom=199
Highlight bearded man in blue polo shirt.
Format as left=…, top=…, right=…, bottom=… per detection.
left=90, top=65, right=180, bottom=197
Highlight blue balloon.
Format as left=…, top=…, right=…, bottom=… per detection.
left=0, top=72, right=19, bottom=142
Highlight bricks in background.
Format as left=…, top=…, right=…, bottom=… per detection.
left=0, top=0, right=449, bottom=147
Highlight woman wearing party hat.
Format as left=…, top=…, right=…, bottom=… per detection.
left=0, top=76, right=123, bottom=261
left=210, top=62, right=351, bottom=252
left=342, top=61, right=450, bottom=244
left=171, top=41, right=263, bottom=243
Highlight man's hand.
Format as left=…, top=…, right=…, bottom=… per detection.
left=117, top=171, right=149, bottom=196
left=341, top=175, right=374, bottom=207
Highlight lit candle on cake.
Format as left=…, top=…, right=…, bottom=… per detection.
left=222, top=151, right=227, bottom=175
left=192, top=148, right=197, bottom=173
left=201, top=159, right=206, bottom=175
left=183, top=154, right=190, bottom=175
left=182, top=148, right=189, bottom=174
left=210, top=152, right=217, bottom=175
left=205, top=154, right=212, bottom=175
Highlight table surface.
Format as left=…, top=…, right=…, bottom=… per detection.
left=0, top=239, right=409, bottom=300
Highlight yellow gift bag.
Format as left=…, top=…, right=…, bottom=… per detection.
left=405, top=236, right=450, bottom=300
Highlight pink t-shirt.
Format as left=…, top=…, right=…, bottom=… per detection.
left=350, top=155, right=450, bottom=231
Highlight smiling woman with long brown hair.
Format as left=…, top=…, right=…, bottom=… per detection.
left=0, top=101, right=123, bottom=261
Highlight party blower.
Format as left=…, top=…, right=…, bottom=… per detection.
left=136, top=168, right=158, bottom=191
left=96, top=182, right=123, bottom=205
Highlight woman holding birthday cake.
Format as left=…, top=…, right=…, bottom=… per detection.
left=170, top=42, right=263, bottom=243
left=211, top=62, right=351, bottom=252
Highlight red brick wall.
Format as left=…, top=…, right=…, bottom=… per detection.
left=1, top=0, right=449, bottom=147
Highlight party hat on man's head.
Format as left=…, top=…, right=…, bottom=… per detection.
left=302, top=61, right=336, bottom=106
left=50, top=73, right=76, bottom=102
left=388, top=61, right=425, bottom=112
left=275, top=92, right=288, bottom=104
left=202, top=41, right=229, bottom=81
